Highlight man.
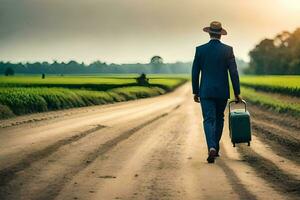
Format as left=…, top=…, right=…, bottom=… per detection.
left=192, top=21, right=242, bottom=164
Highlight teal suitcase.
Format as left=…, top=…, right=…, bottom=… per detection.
left=228, top=100, right=251, bottom=147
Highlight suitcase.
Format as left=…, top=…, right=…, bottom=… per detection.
left=228, top=100, right=251, bottom=147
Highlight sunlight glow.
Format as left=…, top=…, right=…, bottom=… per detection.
left=277, top=0, right=300, bottom=11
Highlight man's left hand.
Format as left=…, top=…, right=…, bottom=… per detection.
left=193, top=95, right=200, bottom=103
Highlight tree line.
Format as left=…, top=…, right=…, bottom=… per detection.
left=0, top=57, right=192, bottom=75
left=0, top=59, right=247, bottom=76
left=246, top=27, right=300, bottom=75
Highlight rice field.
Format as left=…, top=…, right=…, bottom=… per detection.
left=240, top=75, right=300, bottom=97
left=239, top=75, right=300, bottom=117
left=0, top=75, right=187, bottom=118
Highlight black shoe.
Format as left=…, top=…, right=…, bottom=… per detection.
left=207, top=149, right=217, bottom=163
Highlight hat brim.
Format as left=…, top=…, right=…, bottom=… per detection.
left=203, top=27, right=227, bottom=35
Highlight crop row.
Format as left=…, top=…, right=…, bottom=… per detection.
left=0, top=86, right=165, bottom=118
left=0, top=76, right=136, bottom=86
left=0, top=76, right=185, bottom=92
left=240, top=76, right=300, bottom=97
left=240, top=87, right=300, bottom=117
left=0, top=76, right=186, bottom=86
left=0, top=78, right=186, bottom=119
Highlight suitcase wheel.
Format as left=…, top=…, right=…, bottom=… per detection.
left=233, top=143, right=236, bottom=147
left=248, top=142, right=250, bottom=146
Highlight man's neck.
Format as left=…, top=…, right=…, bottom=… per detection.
left=210, top=37, right=220, bottom=40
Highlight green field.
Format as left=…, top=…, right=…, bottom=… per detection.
left=239, top=75, right=300, bottom=117
left=0, top=75, right=187, bottom=119
left=1, top=75, right=299, bottom=119
left=0, top=75, right=186, bottom=91
left=240, top=75, right=300, bottom=97
left=241, top=87, right=300, bottom=117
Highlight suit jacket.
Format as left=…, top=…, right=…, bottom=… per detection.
left=192, top=39, right=240, bottom=99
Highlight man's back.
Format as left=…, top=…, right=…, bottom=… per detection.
left=192, top=39, right=240, bottom=99
left=192, top=21, right=242, bottom=164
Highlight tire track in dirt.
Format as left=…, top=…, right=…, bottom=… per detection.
left=53, top=100, right=188, bottom=200
left=238, top=146, right=300, bottom=199
left=0, top=111, right=170, bottom=200
left=249, top=135, right=300, bottom=179
left=248, top=104, right=300, bottom=165
left=252, top=129, right=300, bottom=165
left=217, top=156, right=257, bottom=200
left=0, top=124, right=106, bottom=187
left=252, top=120, right=300, bottom=152
left=27, top=108, right=179, bottom=200
left=139, top=117, right=187, bottom=200
left=248, top=104, right=300, bottom=132
left=217, top=144, right=257, bottom=200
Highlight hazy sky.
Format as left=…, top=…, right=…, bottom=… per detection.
left=0, top=0, right=300, bottom=64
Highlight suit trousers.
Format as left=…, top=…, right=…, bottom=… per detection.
left=200, top=98, right=228, bottom=152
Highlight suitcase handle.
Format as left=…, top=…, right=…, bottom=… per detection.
left=228, top=99, right=247, bottom=113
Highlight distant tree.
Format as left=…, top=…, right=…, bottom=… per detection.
left=4, top=67, right=14, bottom=76
left=150, top=56, right=163, bottom=65
left=136, top=73, right=149, bottom=85
left=150, top=56, right=164, bottom=73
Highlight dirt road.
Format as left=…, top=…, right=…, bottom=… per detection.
left=0, top=84, right=299, bottom=200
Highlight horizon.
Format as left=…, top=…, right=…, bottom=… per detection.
left=0, top=0, right=300, bottom=64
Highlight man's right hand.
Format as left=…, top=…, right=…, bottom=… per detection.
left=193, top=94, right=200, bottom=103
left=235, top=95, right=243, bottom=103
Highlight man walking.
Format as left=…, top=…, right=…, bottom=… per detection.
left=192, top=21, right=242, bottom=163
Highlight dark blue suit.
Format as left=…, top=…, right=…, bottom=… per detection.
left=191, top=39, right=240, bottom=151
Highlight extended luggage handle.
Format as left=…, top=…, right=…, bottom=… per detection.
left=228, top=99, right=247, bottom=113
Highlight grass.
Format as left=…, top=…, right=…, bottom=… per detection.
left=0, top=76, right=136, bottom=85
left=0, top=75, right=187, bottom=119
left=240, top=75, right=300, bottom=97
left=241, top=87, right=300, bottom=117
left=0, top=76, right=186, bottom=91
left=228, top=75, right=300, bottom=117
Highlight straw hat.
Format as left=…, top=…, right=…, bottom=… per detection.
left=203, top=21, right=227, bottom=35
